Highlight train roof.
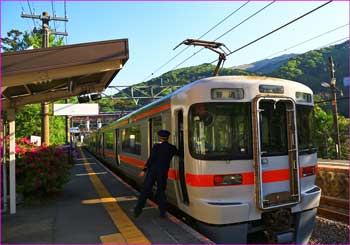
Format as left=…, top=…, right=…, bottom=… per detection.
left=101, top=75, right=313, bottom=132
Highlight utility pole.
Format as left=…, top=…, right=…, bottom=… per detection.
left=21, top=11, right=68, bottom=146
left=328, top=56, right=341, bottom=159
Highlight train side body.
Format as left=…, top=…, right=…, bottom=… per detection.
left=86, top=76, right=320, bottom=244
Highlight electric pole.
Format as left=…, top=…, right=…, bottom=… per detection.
left=21, top=11, right=68, bottom=146
left=328, top=56, right=341, bottom=159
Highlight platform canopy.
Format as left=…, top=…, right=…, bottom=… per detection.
left=1, top=38, right=129, bottom=110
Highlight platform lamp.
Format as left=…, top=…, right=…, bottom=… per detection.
left=90, top=93, right=102, bottom=101
left=77, top=95, right=90, bottom=103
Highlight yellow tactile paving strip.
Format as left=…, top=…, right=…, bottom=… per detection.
left=79, top=150, right=150, bottom=244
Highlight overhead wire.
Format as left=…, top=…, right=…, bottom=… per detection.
left=26, top=0, right=37, bottom=29
left=225, top=1, right=333, bottom=58
left=264, top=23, right=348, bottom=59
left=172, top=1, right=276, bottom=71
left=206, top=0, right=333, bottom=66
left=19, top=1, right=33, bottom=33
left=51, top=0, right=57, bottom=31
left=64, top=0, right=68, bottom=44
left=316, top=36, right=348, bottom=50
left=141, top=1, right=250, bottom=82
left=50, top=0, right=58, bottom=43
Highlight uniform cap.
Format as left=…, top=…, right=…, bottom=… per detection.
left=158, top=130, right=171, bottom=137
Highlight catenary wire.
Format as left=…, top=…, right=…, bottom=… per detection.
left=315, top=37, right=348, bottom=50
left=26, top=0, right=37, bottom=29
left=265, top=24, right=348, bottom=59
left=208, top=0, right=333, bottom=65
left=64, top=0, right=68, bottom=44
left=225, top=1, right=333, bottom=58
left=172, top=1, right=276, bottom=71
left=141, top=1, right=250, bottom=82
left=19, top=1, right=33, bottom=33
left=51, top=0, right=57, bottom=31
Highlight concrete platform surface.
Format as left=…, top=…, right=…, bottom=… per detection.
left=2, top=148, right=212, bottom=244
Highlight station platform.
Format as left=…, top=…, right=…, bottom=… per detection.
left=2, top=148, right=212, bottom=244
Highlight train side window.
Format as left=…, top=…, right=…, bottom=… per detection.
left=151, top=116, right=162, bottom=147
left=296, top=105, right=316, bottom=154
left=121, top=126, right=141, bottom=155
left=105, top=131, right=114, bottom=150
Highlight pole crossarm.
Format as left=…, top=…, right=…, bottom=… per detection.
left=21, top=12, right=68, bottom=22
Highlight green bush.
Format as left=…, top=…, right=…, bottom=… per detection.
left=15, top=140, right=72, bottom=197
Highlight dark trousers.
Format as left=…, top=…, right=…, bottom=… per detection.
left=135, top=169, right=168, bottom=215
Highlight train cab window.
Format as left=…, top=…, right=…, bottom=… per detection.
left=189, top=103, right=252, bottom=160
left=121, top=126, right=141, bottom=155
left=296, top=105, right=316, bottom=154
left=105, top=131, right=114, bottom=150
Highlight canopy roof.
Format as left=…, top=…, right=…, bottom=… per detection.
left=1, top=38, right=129, bottom=110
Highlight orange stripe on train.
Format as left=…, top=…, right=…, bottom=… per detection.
left=103, top=153, right=316, bottom=186
left=132, top=104, right=171, bottom=122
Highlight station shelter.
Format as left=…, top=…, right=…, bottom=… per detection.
left=1, top=39, right=129, bottom=214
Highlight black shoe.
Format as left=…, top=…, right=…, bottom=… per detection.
left=133, top=208, right=142, bottom=218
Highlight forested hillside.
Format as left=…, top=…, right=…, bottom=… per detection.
left=270, top=41, right=349, bottom=116
left=233, top=53, right=297, bottom=73
left=111, top=41, right=349, bottom=116
left=111, top=64, right=255, bottom=108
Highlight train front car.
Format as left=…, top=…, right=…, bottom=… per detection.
left=170, top=76, right=320, bottom=244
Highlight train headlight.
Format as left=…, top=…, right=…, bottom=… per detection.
left=214, top=174, right=242, bottom=186
left=302, top=166, right=317, bottom=177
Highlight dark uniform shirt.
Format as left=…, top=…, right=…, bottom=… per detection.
left=144, top=141, right=178, bottom=175
left=135, top=140, right=178, bottom=216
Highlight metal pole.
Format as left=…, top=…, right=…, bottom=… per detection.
left=41, top=12, right=50, bottom=146
left=328, top=56, right=341, bottom=159
left=65, top=99, right=70, bottom=144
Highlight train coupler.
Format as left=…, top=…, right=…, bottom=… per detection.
left=262, top=208, right=295, bottom=243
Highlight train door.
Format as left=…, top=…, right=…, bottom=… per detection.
left=253, top=97, right=300, bottom=210
left=115, top=129, right=120, bottom=165
left=175, top=110, right=189, bottom=204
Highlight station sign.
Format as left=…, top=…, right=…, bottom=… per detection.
left=70, top=127, right=80, bottom=133
left=53, top=104, right=99, bottom=116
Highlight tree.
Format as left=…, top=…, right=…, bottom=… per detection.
left=2, top=29, right=66, bottom=145
left=1, top=29, right=64, bottom=52
left=1, top=30, right=30, bottom=52
left=313, top=105, right=349, bottom=159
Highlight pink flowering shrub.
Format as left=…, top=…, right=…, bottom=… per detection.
left=15, top=138, right=72, bottom=196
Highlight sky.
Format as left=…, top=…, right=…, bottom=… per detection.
left=1, top=1, right=349, bottom=94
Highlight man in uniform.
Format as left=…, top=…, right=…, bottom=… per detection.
left=134, top=129, right=178, bottom=218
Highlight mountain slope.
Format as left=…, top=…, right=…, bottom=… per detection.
left=269, top=41, right=349, bottom=116
left=110, top=41, right=349, bottom=115
left=233, top=53, right=298, bottom=73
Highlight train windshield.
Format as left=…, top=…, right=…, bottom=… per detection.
left=296, top=105, right=315, bottom=153
left=259, top=101, right=288, bottom=156
left=189, top=103, right=252, bottom=160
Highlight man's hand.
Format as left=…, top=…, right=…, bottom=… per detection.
left=138, top=171, right=145, bottom=177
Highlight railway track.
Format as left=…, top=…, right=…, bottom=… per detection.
left=317, top=196, right=349, bottom=224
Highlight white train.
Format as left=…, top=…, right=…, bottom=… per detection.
left=86, top=76, right=320, bottom=243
